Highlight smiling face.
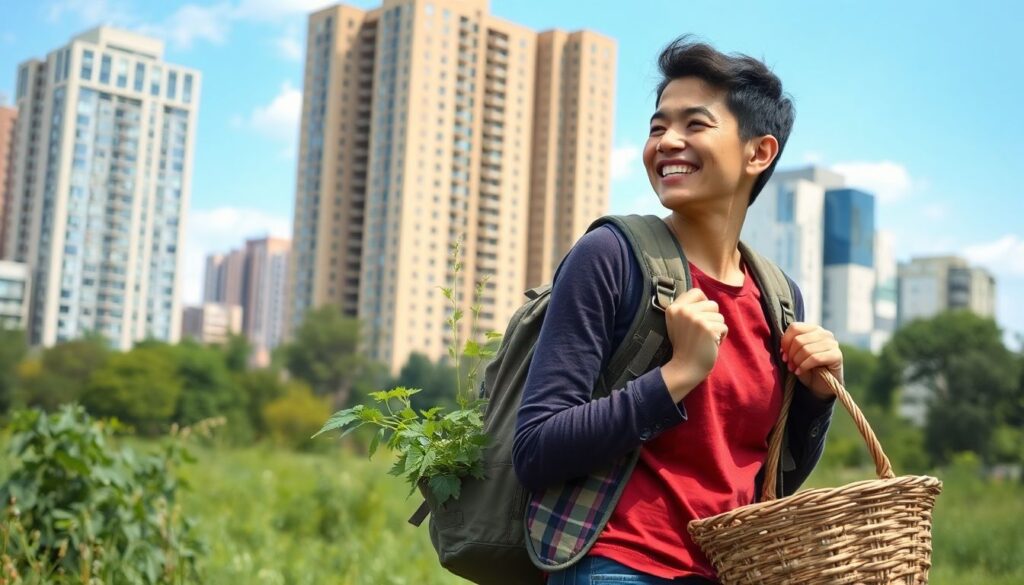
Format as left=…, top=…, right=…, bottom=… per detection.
left=644, top=76, right=756, bottom=211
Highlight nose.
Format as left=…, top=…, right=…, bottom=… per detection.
left=656, top=127, right=686, bottom=153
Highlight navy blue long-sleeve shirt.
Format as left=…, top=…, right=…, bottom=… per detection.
left=512, top=224, right=834, bottom=495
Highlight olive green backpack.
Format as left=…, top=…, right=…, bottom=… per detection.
left=409, top=214, right=798, bottom=584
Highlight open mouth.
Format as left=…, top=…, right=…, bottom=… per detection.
left=659, top=163, right=700, bottom=177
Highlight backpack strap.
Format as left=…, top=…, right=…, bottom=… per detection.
left=584, top=214, right=691, bottom=399
left=738, top=240, right=800, bottom=496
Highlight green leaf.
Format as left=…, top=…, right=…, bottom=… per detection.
left=485, top=330, right=503, bottom=341
left=368, top=429, right=384, bottom=458
left=452, top=309, right=463, bottom=322
left=400, top=407, right=417, bottom=421
left=428, top=474, right=461, bottom=505
left=440, top=287, right=453, bottom=300
left=463, top=340, right=481, bottom=358
left=312, top=406, right=364, bottom=438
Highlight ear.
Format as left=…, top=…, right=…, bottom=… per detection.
left=745, top=135, right=780, bottom=176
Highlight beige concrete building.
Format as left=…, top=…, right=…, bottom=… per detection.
left=243, top=236, right=290, bottom=361
left=0, top=260, right=30, bottom=329
left=898, top=256, right=997, bottom=327
left=0, top=104, right=16, bottom=260
left=181, top=302, right=243, bottom=345
left=203, top=248, right=247, bottom=306
left=5, top=27, right=200, bottom=348
left=287, top=0, right=616, bottom=374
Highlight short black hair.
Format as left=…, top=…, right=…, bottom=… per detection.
left=655, top=36, right=795, bottom=205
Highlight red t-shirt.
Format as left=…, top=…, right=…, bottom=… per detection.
left=588, top=260, right=784, bottom=579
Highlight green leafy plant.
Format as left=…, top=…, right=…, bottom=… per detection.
left=314, top=237, right=502, bottom=505
left=0, top=404, right=210, bottom=584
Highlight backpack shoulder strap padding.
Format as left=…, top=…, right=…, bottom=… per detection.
left=584, top=214, right=691, bottom=397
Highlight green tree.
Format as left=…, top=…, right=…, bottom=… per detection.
left=874, top=310, right=1021, bottom=465
left=837, top=343, right=877, bottom=401
left=262, top=381, right=332, bottom=450
left=390, top=352, right=459, bottom=411
left=16, top=333, right=111, bottom=411
left=284, top=305, right=372, bottom=408
left=0, top=327, right=27, bottom=414
left=81, top=346, right=182, bottom=435
left=237, top=367, right=287, bottom=436
left=218, top=333, right=252, bottom=373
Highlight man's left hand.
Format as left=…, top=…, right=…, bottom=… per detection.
left=780, top=323, right=843, bottom=401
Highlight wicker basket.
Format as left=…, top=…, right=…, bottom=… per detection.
left=688, top=370, right=943, bottom=584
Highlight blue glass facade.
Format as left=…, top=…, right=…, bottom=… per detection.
left=824, top=188, right=874, bottom=267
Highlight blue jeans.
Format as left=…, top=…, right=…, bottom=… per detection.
left=546, top=555, right=718, bottom=584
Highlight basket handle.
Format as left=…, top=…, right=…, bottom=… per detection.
left=761, top=368, right=895, bottom=502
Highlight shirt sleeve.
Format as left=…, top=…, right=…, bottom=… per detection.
left=512, top=225, right=686, bottom=492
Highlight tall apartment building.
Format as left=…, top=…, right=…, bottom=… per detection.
left=0, top=103, right=16, bottom=260
left=898, top=256, right=996, bottom=327
left=243, top=237, right=290, bottom=362
left=201, top=236, right=291, bottom=363
left=287, top=0, right=616, bottom=373
left=6, top=27, right=200, bottom=348
left=203, top=248, right=247, bottom=306
left=742, top=166, right=836, bottom=325
left=181, top=302, right=243, bottom=345
left=0, top=260, right=30, bottom=329
left=821, top=188, right=875, bottom=349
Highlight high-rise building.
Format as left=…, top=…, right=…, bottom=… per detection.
left=0, top=103, right=16, bottom=260
left=821, top=188, right=875, bottom=349
left=287, top=0, right=616, bottom=374
left=243, top=236, right=290, bottom=363
left=181, top=302, right=243, bottom=345
left=742, top=167, right=831, bottom=325
left=0, top=260, right=30, bottom=329
left=6, top=27, right=200, bottom=348
left=897, top=256, right=996, bottom=326
left=201, top=237, right=291, bottom=364
left=871, top=230, right=897, bottom=352
left=203, top=248, right=246, bottom=306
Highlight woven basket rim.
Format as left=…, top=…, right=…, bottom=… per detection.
left=688, top=474, right=942, bottom=533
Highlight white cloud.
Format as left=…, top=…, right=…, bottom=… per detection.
left=246, top=81, right=302, bottom=156
left=138, top=3, right=234, bottom=50
left=922, top=203, right=948, bottom=221
left=611, top=144, right=641, bottom=181
left=963, top=235, right=1024, bottom=277
left=182, top=207, right=292, bottom=304
left=830, top=161, right=913, bottom=203
left=275, top=24, right=304, bottom=61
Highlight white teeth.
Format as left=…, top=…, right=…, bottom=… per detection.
left=660, top=164, right=699, bottom=177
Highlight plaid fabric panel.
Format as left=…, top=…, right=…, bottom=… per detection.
left=526, top=454, right=634, bottom=567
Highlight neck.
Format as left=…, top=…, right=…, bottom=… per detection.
left=663, top=199, right=748, bottom=285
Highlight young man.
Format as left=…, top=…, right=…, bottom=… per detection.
left=513, top=37, right=843, bottom=584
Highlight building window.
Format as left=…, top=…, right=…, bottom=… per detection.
left=167, top=71, right=178, bottom=99
left=151, top=67, right=162, bottom=96
left=134, top=62, right=145, bottom=91
left=116, top=57, right=128, bottom=88
left=80, top=50, right=94, bottom=80
left=99, top=54, right=111, bottom=84
left=183, top=74, right=193, bottom=104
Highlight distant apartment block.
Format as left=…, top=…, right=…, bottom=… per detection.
left=6, top=27, right=200, bottom=348
left=822, top=188, right=875, bottom=349
left=287, top=0, right=617, bottom=374
left=181, top=302, right=243, bottom=345
left=0, top=103, right=16, bottom=259
left=203, top=236, right=291, bottom=364
left=0, top=260, right=30, bottom=329
left=898, top=256, right=996, bottom=326
left=742, top=166, right=835, bottom=326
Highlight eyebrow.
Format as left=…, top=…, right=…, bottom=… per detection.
left=650, top=106, right=719, bottom=125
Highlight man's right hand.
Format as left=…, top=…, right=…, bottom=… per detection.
left=659, top=287, right=727, bottom=402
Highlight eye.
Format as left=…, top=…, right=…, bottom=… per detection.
left=688, top=120, right=709, bottom=129
left=649, top=125, right=665, bottom=136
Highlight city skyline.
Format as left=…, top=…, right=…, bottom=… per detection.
left=1, top=1, right=1021, bottom=347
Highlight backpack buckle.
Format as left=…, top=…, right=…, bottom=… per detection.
left=651, top=276, right=676, bottom=313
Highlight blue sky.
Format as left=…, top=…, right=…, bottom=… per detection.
left=2, top=0, right=1022, bottom=347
